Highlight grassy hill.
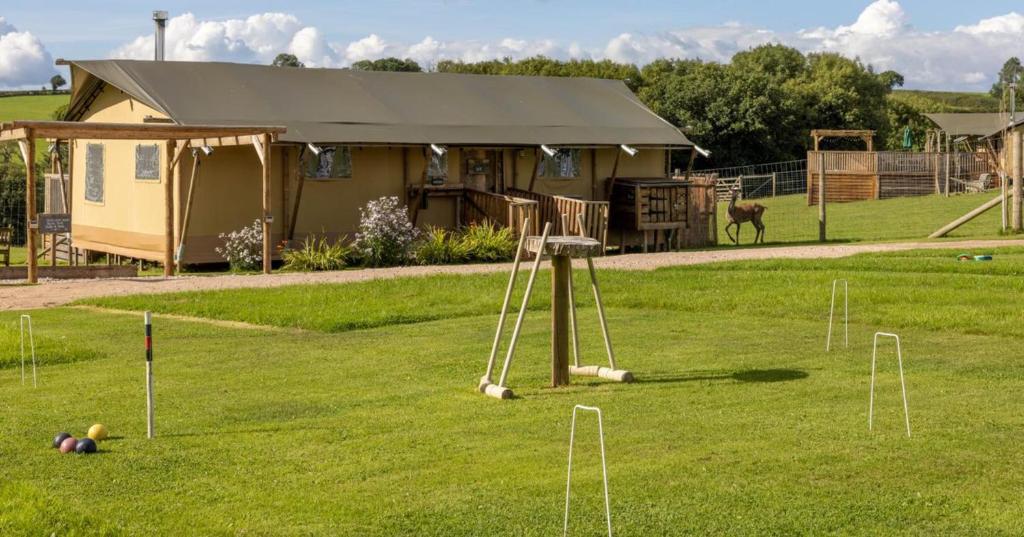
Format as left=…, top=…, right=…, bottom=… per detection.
left=0, top=93, right=69, bottom=122
left=890, top=89, right=1001, bottom=113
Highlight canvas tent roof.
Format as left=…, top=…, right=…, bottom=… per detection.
left=65, top=60, right=692, bottom=147
left=924, top=113, right=1022, bottom=137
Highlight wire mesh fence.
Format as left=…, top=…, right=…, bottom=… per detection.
left=699, top=152, right=1006, bottom=246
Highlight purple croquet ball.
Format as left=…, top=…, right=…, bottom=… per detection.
left=53, top=432, right=72, bottom=448
left=75, top=438, right=97, bottom=454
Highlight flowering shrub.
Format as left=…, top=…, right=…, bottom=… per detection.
left=216, top=219, right=263, bottom=271
left=355, top=196, right=419, bottom=267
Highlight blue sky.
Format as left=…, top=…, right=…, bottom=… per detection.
left=2, top=1, right=1023, bottom=90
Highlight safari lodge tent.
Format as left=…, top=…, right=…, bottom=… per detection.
left=56, top=60, right=696, bottom=271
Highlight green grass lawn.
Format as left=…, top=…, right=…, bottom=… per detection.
left=3, top=248, right=1024, bottom=535
left=720, top=192, right=1008, bottom=245
left=0, top=94, right=69, bottom=122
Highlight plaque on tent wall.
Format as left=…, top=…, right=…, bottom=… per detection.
left=135, top=144, right=161, bottom=180
left=38, top=213, right=71, bottom=234
left=85, top=143, right=104, bottom=203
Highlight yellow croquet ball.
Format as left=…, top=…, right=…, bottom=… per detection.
left=87, top=423, right=108, bottom=441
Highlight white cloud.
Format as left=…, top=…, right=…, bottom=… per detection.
left=0, top=17, right=56, bottom=88
left=90, top=4, right=1024, bottom=91
left=112, top=12, right=331, bottom=66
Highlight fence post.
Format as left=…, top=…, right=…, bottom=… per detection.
left=944, top=152, right=951, bottom=198
left=771, top=172, right=777, bottom=197
left=1002, top=173, right=1009, bottom=232
left=818, top=153, right=826, bottom=242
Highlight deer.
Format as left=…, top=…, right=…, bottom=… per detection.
left=725, top=185, right=766, bottom=245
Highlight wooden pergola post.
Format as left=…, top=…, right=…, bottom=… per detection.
left=163, top=140, right=176, bottom=276
left=17, top=132, right=37, bottom=283
left=261, top=132, right=273, bottom=274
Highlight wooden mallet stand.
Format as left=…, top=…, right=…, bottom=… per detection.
left=479, top=215, right=634, bottom=400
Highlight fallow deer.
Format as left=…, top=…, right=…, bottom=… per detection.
left=725, top=185, right=766, bottom=244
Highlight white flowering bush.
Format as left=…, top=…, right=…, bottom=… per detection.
left=216, top=219, right=263, bottom=271
left=355, top=196, right=419, bottom=267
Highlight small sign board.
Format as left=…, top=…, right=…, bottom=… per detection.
left=38, top=213, right=71, bottom=234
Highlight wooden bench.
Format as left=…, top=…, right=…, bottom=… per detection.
left=0, top=227, right=12, bottom=267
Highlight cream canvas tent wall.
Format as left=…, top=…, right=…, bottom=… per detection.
left=61, top=60, right=693, bottom=265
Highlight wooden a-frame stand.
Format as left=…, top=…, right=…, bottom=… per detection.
left=479, top=215, right=634, bottom=400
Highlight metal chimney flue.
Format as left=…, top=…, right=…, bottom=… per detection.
left=153, top=10, right=168, bottom=61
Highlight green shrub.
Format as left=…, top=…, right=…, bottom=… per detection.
left=282, top=234, right=351, bottom=272
left=414, top=227, right=467, bottom=265
left=457, top=221, right=517, bottom=262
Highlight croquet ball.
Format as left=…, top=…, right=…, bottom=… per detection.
left=59, top=437, right=77, bottom=454
left=88, top=424, right=108, bottom=441
left=53, top=432, right=72, bottom=448
left=75, top=438, right=97, bottom=454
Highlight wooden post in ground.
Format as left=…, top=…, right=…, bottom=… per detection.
left=944, top=152, right=951, bottom=197
left=551, top=253, right=571, bottom=387
left=818, top=152, right=826, bottom=242
left=1012, top=131, right=1023, bottom=233
left=771, top=172, right=777, bottom=197
left=1001, top=173, right=1009, bottom=232
left=261, top=133, right=272, bottom=274
left=18, top=134, right=37, bottom=283
left=163, top=140, right=176, bottom=276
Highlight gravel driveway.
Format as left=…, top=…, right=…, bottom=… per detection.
left=2, top=239, right=1019, bottom=311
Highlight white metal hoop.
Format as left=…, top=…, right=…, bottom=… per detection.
left=19, top=314, right=36, bottom=387
left=564, top=405, right=613, bottom=537
left=826, top=279, right=848, bottom=351
left=869, top=332, right=911, bottom=437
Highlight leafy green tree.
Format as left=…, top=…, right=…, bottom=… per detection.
left=351, top=57, right=422, bottom=72
left=272, top=53, right=305, bottom=68
left=49, top=74, right=66, bottom=91
left=990, top=57, right=1024, bottom=109
left=437, top=56, right=642, bottom=91
left=990, top=57, right=1022, bottom=97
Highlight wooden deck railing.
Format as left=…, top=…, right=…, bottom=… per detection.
left=462, top=189, right=539, bottom=235
left=507, top=188, right=609, bottom=248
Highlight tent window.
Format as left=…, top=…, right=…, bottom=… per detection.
left=135, top=144, right=161, bottom=180
left=538, top=149, right=581, bottom=179
left=85, top=143, right=104, bottom=203
left=428, top=152, right=448, bottom=181
left=306, top=146, right=353, bottom=179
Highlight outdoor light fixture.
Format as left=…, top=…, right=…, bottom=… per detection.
left=694, top=145, right=711, bottom=158
left=199, top=145, right=214, bottom=156
left=430, top=143, right=447, bottom=156
left=540, top=144, right=558, bottom=157
left=620, top=144, right=639, bottom=157
left=306, top=143, right=323, bottom=156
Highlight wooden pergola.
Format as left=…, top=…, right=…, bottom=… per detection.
left=0, top=121, right=286, bottom=283
left=810, top=129, right=875, bottom=152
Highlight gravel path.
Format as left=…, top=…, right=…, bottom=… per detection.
left=2, top=239, right=1020, bottom=311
